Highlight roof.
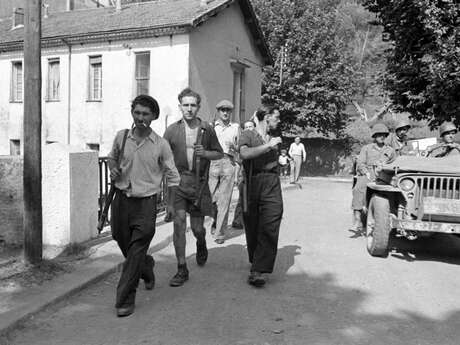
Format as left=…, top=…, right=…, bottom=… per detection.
left=0, top=0, right=272, bottom=64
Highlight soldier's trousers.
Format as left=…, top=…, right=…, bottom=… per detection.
left=243, top=173, right=283, bottom=273
left=111, top=191, right=157, bottom=308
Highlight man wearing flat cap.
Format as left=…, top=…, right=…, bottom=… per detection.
left=208, top=99, right=241, bottom=244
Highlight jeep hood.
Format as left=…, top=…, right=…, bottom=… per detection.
left=382, top=156, right=460, bottom=174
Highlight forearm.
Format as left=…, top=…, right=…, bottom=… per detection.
left=204, top=150, right=224, bottom=160
left=240, top=143, right=272, bottom=160
left=167, top=186, right=177, bottom=206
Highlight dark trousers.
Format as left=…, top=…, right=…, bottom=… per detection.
left=111, top=191, right=157, bottom=308
left=243, top=173, right=283, bottom=273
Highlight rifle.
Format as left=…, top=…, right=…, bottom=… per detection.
left=97, top=129, right=129, bottom=232
left=193, top=127, right=206, bottom=208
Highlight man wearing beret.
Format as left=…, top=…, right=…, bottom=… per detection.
left=208, top=100, right=241, bottom=244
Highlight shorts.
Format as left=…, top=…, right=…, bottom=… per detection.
left=174, top=171, right=213, bottom=217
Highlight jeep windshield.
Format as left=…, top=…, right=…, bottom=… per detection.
left=382, top=156, right=460, bottom=174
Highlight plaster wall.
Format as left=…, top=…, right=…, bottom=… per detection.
left=189, top=2, right=264, bottom=123
left=0, top=156, right=23, bottom=245
left=0, top=34, right=190, bottom=156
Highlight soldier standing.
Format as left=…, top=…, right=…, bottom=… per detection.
left=425, top=122, right=460, bottom=157
left=386, top=119, right=412, bottom=156
left=108, top=95, right=180, bottom=317
left=163, top=88, right=223, bottom=287
left=239, top=105, right=283, bottom=287
left=351, top=124, right=395, bottom=232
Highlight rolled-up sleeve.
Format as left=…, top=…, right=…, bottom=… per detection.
left=161, top=139, right=180, bottom=187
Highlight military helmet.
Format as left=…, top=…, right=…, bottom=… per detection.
left=439, top=122, right=457, bottom=136
left=395, top=119, right=411, bottom=131
left=371, top=123, right=390, bottom=137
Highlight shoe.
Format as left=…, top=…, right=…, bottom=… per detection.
left=116, top=305, right=135, bottom=317
left=231, top=222, right=243, bottom=229
left=247, top=271, right=265, bottom=287
left=196, top=241, right=208, bottom=266
left=142, top=255, right=155, bottom=290
left=215, top=238, right=225, bottom=245
left=169, top=266, right=189, bottom=287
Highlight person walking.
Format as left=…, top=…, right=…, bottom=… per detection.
left=239, top=105, right=283, bottom=287
left=351, top=123, right=395, bottom=232
left=208, top=100, right=241, bottom=244
left=108, top=95, right=180, bottom=317
left=163, top=88, right=223, bottom=287
left=288, top=136, right=306, bottom=183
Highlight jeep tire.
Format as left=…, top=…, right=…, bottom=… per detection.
left=366, top=193, right=391, bottom=257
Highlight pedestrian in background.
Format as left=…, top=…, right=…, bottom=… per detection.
left=163, top=88, right=223, bottom=287
left=351, top=123, right=395, bottom=232
left=208, top=100, right=241, bottom=244
left=278, top=149, right=291, bottom=177
left=288, top=136, right=306, bottom=183
left=239, top=105, right=283, bottom=287
left=108, top=95, right=180, bottom=317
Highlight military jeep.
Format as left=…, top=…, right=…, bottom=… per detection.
left=365, top=155, right=460, bottom=257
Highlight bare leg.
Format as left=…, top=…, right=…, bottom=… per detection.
left=173, top=209, right=187, bottom=265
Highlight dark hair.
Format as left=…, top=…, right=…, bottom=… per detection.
left=254, top=105, right=279, bottom=121
left=131, top=95, right=160, bottom=119
left=178, top=87, right=201, bottom=106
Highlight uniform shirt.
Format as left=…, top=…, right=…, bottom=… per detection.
left=356, top=143, right=395, bottom=180
left=108, top=128, right=180, bottom=198
left=213, top=120, right=240, bottom=157
left=289, top=142, right=306, bottom=158
left=239, top=130, right=278, bottom=174
left=385, top=133, right=412, bottom=156
left=425, top=143, right=460, bottom=157
left=163, top=118, right=223, bottom=176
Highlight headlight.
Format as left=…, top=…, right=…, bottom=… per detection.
left=399, top=178, right=415, bottom=191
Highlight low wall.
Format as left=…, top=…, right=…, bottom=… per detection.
left=0, top=156, right=23, bottom=245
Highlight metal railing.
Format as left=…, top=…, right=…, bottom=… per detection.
left=98, top=157, right=167, bottom=227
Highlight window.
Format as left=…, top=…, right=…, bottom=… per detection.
left=10, top=139, right=20, bottom=156
left=88, top=56, right=102, bottom=100
left=86, top=143, right=100, bottom=151
left=47, top=59, right=60, bottom=101
left=11, top=61, right=23, bottom=102
left=232, top=64, right=246, bottom=123
left=135, top=52, right=150, bottom=95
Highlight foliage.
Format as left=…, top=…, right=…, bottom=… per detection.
left=363, top=0, right=460, bottom=128
left=252, top=0, right=360, bottom=136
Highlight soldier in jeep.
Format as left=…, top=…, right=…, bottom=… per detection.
left=386, top=119, right=413, bottom=156
left=425, top=122, right=460, bottom=158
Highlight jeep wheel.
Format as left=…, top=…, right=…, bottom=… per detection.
left=366, top=194, right=391, bottom=257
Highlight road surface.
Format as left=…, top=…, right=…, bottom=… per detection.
left=3, top=179, right=460, bottom=345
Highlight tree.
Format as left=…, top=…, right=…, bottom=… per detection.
left=252, top=0, right=359, bottom=136
left=363, top=0, right=460, bottom=128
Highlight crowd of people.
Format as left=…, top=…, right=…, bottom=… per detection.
left=107, top=89, right=284, bottom=317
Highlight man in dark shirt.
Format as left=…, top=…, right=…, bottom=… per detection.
left=239, top=105, right=283, bottom=287
left=163, top=88, right=223, bottom=287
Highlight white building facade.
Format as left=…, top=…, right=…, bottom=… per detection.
left=0, top=0, right=271, bottom=155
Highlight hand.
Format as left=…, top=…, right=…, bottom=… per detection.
left=165, top=205, right=175, bottom=222
left=110, top=167, right=121, bottom=181
left=365, top=172, right=371, bottom=180
left=268, top=137, right=282, bottom=148
left=194, top=144, right=205, bottom=157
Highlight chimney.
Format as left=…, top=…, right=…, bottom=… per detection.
left=66, top=0, right=75, bottom=11
left=12, top=7, right=24, bottom=28
left=115, top=0, right=122, bottom=11
left=43, top=3, right=50, bottom=19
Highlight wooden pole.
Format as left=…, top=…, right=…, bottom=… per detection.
left=23, top=0, right=42, bottom=264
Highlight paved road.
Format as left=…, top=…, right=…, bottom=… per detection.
left=3, top=180, right=460, bottom=345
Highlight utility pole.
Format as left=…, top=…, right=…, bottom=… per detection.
left=23, top=0, right=43, bottom=264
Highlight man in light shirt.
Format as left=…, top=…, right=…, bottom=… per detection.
left=208, top=99, right=241, bottom=244
left=108, top=95, right=180, bottom=317
left=288, top=136, right=306, bottom=183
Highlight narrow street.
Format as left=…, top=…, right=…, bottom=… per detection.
left=4, top=179, right=460, bottom=345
